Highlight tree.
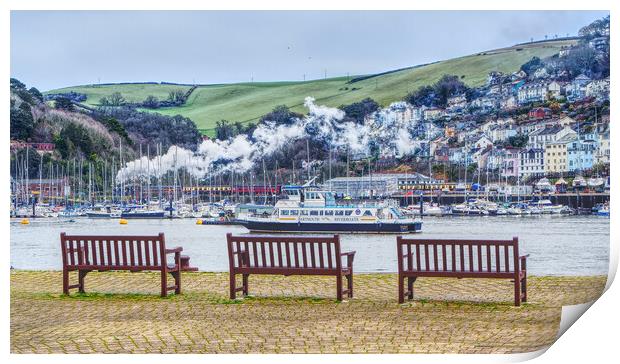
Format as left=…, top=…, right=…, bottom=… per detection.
left=143, top=95, right=160, bottom=109
left=563, top=46, right=597, bottom=78
left=100, top=92, right=126, bottom=106
left=10, top=78, right=26, bottom=90
left=28, top=87, right=44, bottom=102
left=520, top=57, right=543, bottom=75
left=55, top=96, right=75, bottom=111
left=215, top=120, right=236, bottom=140
left=260, top=105, right=303, bottom=125
left=168, top=89, right=186, bottom=104
left=578, top=15, right=610, bottom=40
left=108, top=92, right=126, bottom=106
left=433, top=75, right=470, bottom=106
left=404, top=75, right=469, bottom=108
left=339, top=98, right=380, bottom=124
left=405, top=85, right=437, bottom=107
left=507, top=134, right=528, bottom=148
left=10, top=100, right=34, bottom=140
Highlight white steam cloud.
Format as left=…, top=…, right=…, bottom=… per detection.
left=116, top=97, right=421, bottom=182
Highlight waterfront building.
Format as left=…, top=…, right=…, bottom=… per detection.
left=596, top=128, right=610, bottom=164
left=323, top=173, right=436, bottom=198
left=567, top=138, right=597, bottom=172
left=527, top=125, right=577, bottom=149
left=501, top=147, right=521, bottom=178
left=544, top=135, right=573, bottom=174
left=518, top=148, right=545, bottom=179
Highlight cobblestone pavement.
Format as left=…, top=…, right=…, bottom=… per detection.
left=11, top=271, right=606, bottom=354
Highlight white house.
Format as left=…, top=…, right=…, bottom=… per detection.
left=566, top=74, right=592, bottom=101
left=518, top=148, right=545, bottom=179
left=586, top=78, right=610, bottom=101
left=423, top=108, right=445, bottom=121
left=527, top=125, right=577, bottom=149
left=470, top=135, right=493, bottom=150
left=517, top=82, right=550, bottom=104
left=488, top=125, right=518, bottom=143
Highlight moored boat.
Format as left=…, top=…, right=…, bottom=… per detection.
left=238, top=185, right=422, bottom=234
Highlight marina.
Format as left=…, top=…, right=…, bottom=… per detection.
left=10, top=214, right=609, bottom=276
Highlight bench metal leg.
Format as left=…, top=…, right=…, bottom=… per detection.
left=62, top=268, right=69, bottom=295
left=78, top=270, right=88, bottom=293
left=160, top=269, right=168, bottom=298
left=514, top=275, right=521, bottom=307
left=407, top=277, right=417, bottom=300
left=171, top=271, right=181, bottom=295
left=346, top=274, right=353, bottom=298
left=336, top=274, right=343, bottom=301
left=242, top=274, right=249, bottom=296
left=521, top=273, right=527, bottom=302
left=229, top=272, right=236, bottom=299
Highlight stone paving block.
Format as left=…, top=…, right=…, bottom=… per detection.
left=10, top=270, right=605, bottom=354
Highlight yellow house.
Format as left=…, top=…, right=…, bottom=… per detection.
left=544, top=135, right=575, bottom=173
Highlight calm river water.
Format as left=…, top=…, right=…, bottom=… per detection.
left=10, top=215, right=610, bottom=276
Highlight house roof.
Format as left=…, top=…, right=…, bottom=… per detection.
left=529, top=125, right=565, bottom=136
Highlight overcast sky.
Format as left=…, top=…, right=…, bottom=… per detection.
left=11, top=10, right=609, bottom=91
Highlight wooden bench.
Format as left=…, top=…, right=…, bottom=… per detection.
left=226, top=233, right=355, bottom=301
left=60, top=232, right=191, bottom=297
left=397, top=236, right=528, bottom=306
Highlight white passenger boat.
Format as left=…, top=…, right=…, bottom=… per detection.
left=238, top=185, right=422, bottom=234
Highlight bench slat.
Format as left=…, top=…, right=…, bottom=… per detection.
left=326, top=243, right=333, bottom=269
left=495, top=244, right=500, bottom=272
left=285, top=241, right=291, bottom=268
left=301, top=242, right=307, bottom=268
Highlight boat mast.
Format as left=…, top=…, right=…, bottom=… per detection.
left=262, top=158, right=267, bottom=204
left=306, top=138, right=311, bottom=182
left=38, top=156, right=42, bottom=205
left=119, top=139, right=124, bottom=206
left=328, top=146, right=332, bottom=191
left=25, top=146, right=29, bottom=207
left=147, top=144, right=151, bottom=204
left=346, top=146, right=350, bottom=197
left=139, top=144, right=143, bottom=204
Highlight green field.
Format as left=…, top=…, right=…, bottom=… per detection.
left=47, top=40, right=575, bottom=136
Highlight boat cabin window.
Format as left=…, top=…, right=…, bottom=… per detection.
left=324, top=192, right=335, bottom=206
left=390, top=208, right=405, bottom=219
left=324, top=210, right=334, bottom=216
left=300, top=210, right=308, bottom=216
left=289, top=210, right=298, bottom=215
left=335, top=210, right=344, bottom=216
left=363, top=210, right=373, bottom=216
left=310, top=210, right=319, bottom=216
left=345, top=210, right=353, bottom=216
left=281, top=210, right=289, bottom=216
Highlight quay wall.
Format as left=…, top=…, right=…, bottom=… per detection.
left=394, top=193, right=610, bottom=209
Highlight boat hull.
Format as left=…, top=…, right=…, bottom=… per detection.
left=238, top=220, right=422, bottom=234
left=86, top=213, right=113, bottom=219
left=121, top=212, right=165, bottom=219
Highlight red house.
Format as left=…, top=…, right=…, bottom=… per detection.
left=528, top=107, right=551, bottom=120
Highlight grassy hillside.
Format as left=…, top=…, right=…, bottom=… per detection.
left=47, top=39, right=575, bottom=136
left=51, top=83, right=193, bottom=106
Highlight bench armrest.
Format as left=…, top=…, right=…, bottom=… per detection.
left=165, top=247, right=183, bottom=254
left=341, top=251, right=356, bottom=268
